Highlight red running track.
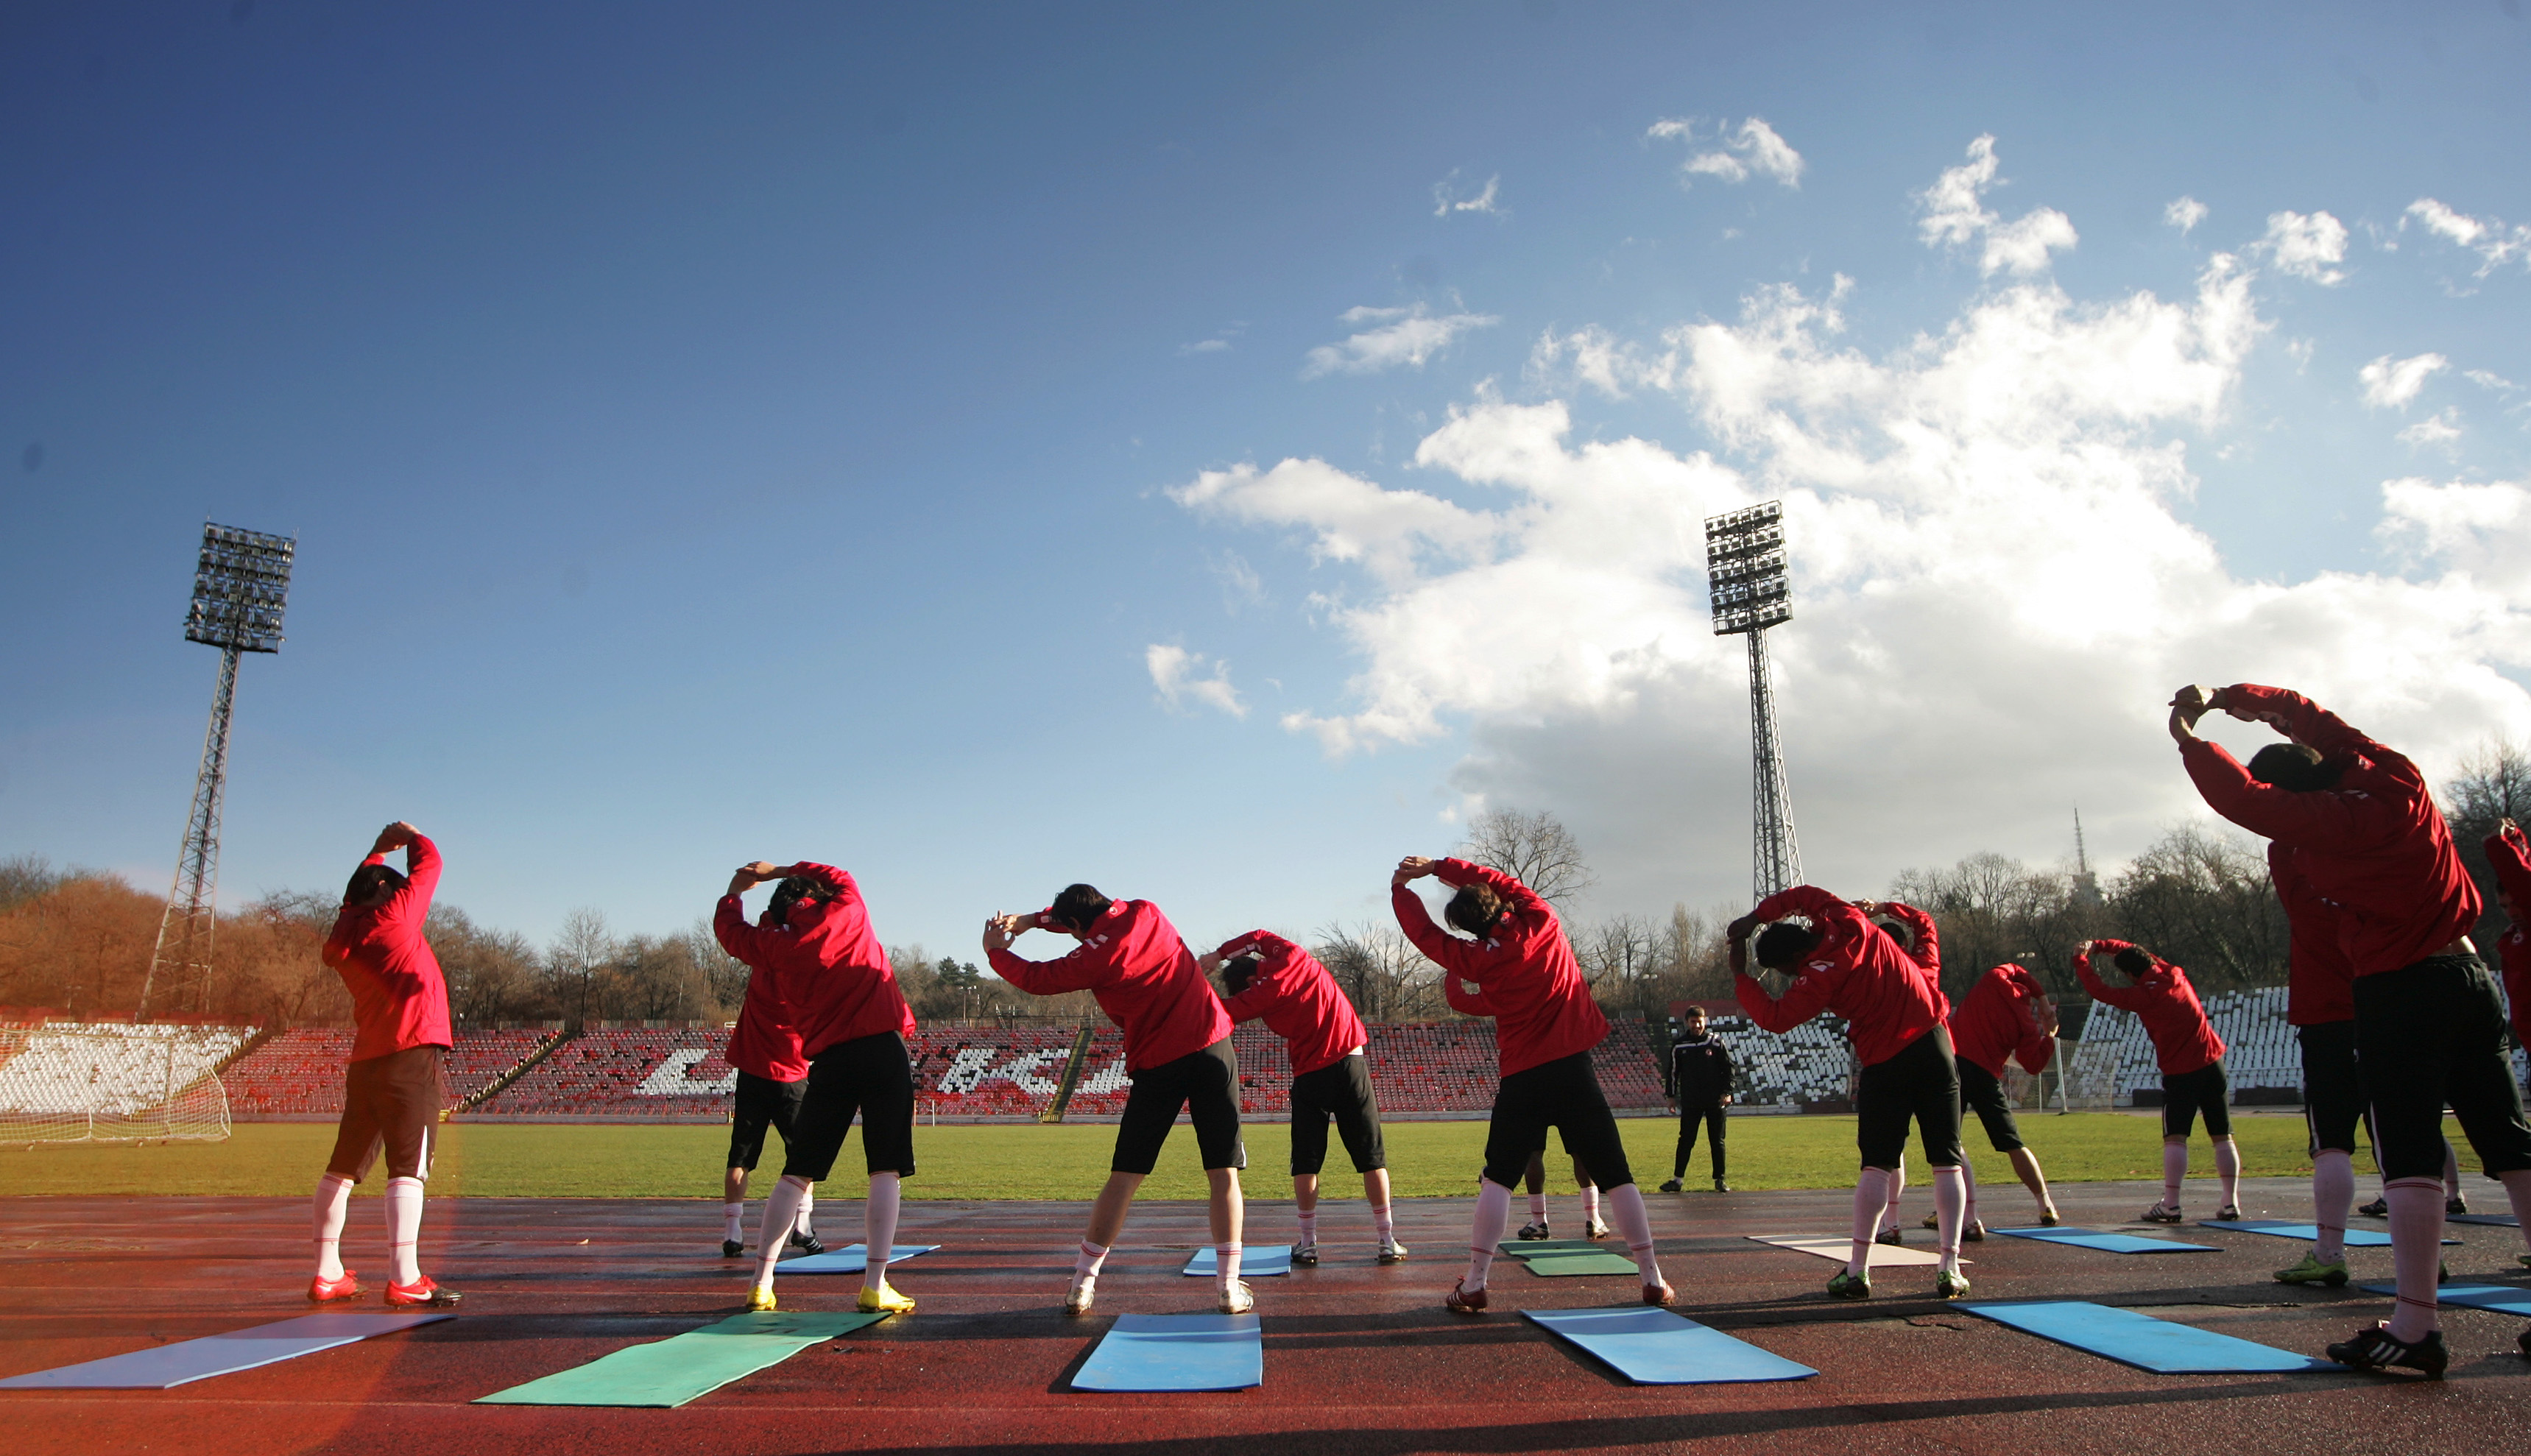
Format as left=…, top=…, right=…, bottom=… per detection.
left=2, top=1176, right=2527, bottom=1455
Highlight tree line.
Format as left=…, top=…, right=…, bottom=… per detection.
left=4, top=740, right=2521, bottom=1029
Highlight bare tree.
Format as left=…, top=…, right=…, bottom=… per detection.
left=1456, top=808, right=1596, bottom=909
left=1314, top=921, right=1446, bottom=1022
left=2105, top=824, right=2286, bottom=990
left=546, top=906, right=615, bottom=1028
left=2442, top=735, right=2531, bottom=947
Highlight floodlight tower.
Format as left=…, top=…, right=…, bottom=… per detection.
left=1704, top=502, right=1801, bottom=900
left=138, top=523, right=296, bottom=1020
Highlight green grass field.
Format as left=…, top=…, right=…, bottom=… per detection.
left=0, top=1111, right=2370, bottom=1201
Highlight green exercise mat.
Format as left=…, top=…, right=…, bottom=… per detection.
left=476, top=1310, right=886, bottom=1407
left=1520, top=1251, right=1642, bottom=1276
left=1497, top=1240, right=1609, bottom=1258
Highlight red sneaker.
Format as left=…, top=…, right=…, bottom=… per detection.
left=308, top=1271, right=361, bottom=1303
left=384, top=1275, right=462, bottom=1308
left=1444, top=1278, right=1489, bottom=1315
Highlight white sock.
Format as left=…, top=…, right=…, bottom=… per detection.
left=312, top=1173, right=353, bottom=1280
left=1851, top=1168, right=1891, bottom=1274
left=1579, top=1183, right=1600, bottom=1224
left=2214, top=1138, right=2242, bottom=1209
left=1528, top=1191, right=1548, bottom=1221
left=1604, top=1184, right=1662, bottom=1287
left=1372, top=1203, right=1394, bottom=1242
left=1075, top=1239, right=1110, bottom=1280
left=753, top=1176, right=809, bottom=1290
left=1932, top=1165, right=1966, bottom=1275
left=2312, top=1149, right=2354, bottom=1262
left=1466, top=1178, right=1512, bottom=1291
left=1296, top=1209, right=1318, bottom=1245
left=723, top=1201, right=746, bottom=1243
left=2161, top=1141, right=2188, bottom=1207
left=1880, top=1159, right=1907, bottom=1235
left=1215, top=1242, right=1242, bottom=1293
left=384, top=1176, right=424, bottom=1286
left=2443, top=1139, right=2462, bottom=1201
left=1960, top=1159, right=1979, bottom=1229
left=2384, top=1178, right=2446, bottom=1343
left=864, top=1172, right=900, bottom=1290
left=797, top=1187, right=816, bottom=1238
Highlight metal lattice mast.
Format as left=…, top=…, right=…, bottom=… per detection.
left=1705, top=502, right=1801, bottom=900
left=138, top=524, right=294, bottom=1020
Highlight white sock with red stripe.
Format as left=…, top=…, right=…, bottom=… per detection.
left=752, top=1175, right=809, bottom=1292
left=1074, top=1239, right=1110, bottom=1279
left=2161, top=1140, right=2188, bottom=1209
left=2214, top=1137, right=2242, bottom=1209
left=1578, top=1182, right=1600, bottom=1226
left=1528, top=1191, right=1548, bottom=1222
left=1932, top=1165, right=1966, bottom=1276
left=1372, top=1202, right=1394, bottom=1242
left=1850, top=1168, right=1891, bottom=1275
left=384, top=1176, right=424, bottom=1286
left=864, top=1173, right=900, bottom=1290
left=2312, top=1149, right=2354, bottom=1262
left=1296, top=1210, right=1318, bottom=1245
left=1215, top=1243, right=1243, bottom=1293
left=796, top=1187, right=816, bottom=1239
left=1958, top=1159, right=1979, bottom=1229
left=723, top=1201, right=745, bottom=1243
left=1879, top=1159, right=1906, bottom=1235
left=2383, top=1178, right=2446, bottom=1342
left=312, top=1173, right=353, bottom=1281
left=1603, top=1184, right=1664, bottom=1288
left=1466, top=1178, right=1513, bottom=1292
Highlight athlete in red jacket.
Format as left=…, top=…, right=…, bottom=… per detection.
left=1393, top=855, right=1670, bottom=1314
left=1944, top=963, right=2064, bottom=1233
left=1201, top=930, right=1404, bottom=1265
left=1732, top=884, right=1969, bottom=1301
left=2481, top=821, right=2531, bottom=1053
left=310, top=822, right=459, bottom=1308
left=716, top=860, right=917, bottom=1317
left=1858, top=899, right=1940, bottom=1243
left=986, top=886, right=1250, bottom=1316
left=717, top=901, right=814, bottom=1259
left=2172, top=683, right=2531, bottom=1374
left=2073, top=939, right=2238, bottom=1223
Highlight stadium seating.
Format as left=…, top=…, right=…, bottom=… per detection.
left=908, top=1025, right=1079, bottom=1120
left=222, top=1025, right=562, bottom=1117
left=472, top=1026, right=733, bottom=1118
left=0, top=1020, right=255, bottom=1117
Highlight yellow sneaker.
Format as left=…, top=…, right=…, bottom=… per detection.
left=858, top=1282, right=916, bottom=1314
left=746, top=1285, right=777, bottom=1312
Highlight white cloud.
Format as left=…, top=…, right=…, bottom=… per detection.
left=1914, top=135, right=2077, bottom=276
left=1648, top=116, right=1804, bottom=188
left=2465, top=369, right=2518, bottom=393
left=2164, top=197, right=2209, bottom=234
left=1146, top=644, right=1248, bottom=718
left=2358, top=352, right=2448, bottom=409
left=2398, top=407, right=2464, bottom=449
left=1180, top=339, right=1229, bottom=354
left=1301, top=304, right=1500, bottom=378
left=2255, top=210, right=2350, bottom=285
left=2404, top=198, right=2531, bottom=275
left=1433, top=171, right=1505, bottom=218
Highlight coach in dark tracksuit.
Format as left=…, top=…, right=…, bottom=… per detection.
left=1659, top=1005, right=1735, bottom=1192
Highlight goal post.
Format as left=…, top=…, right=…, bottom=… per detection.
left=0, top=1023, right=241, bottom=1148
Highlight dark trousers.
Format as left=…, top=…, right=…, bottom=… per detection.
left=1673, top=1103, right=1726, bottom=1181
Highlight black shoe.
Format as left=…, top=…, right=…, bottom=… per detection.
left=1712, top=1181, right=1730, bottom=1192
left=721, top=1239, right=745, bottom=1259
left=2326, top=1323, right=2447, bottom=1378
left=789, top=1230, right=824, bottom=1257
left=2446, top=1194, right=2468, bottom=1216
left=1659, top=1178, right=1684, bottom=1192
left=2357, top=1196, right=2388, bottom=1218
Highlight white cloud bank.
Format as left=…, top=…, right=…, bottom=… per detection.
left=1169, top=140, right=2531, bottom=911
left=2164, top=197, right=2209, bottom=234
left=1302, top=304, right=1500, bottom=378
left=1433, top=171, right=1505, bottom=218
left=2405, top=199, right=2531, bottom=276
left=2256, top=210, right=2350, bottom=285
left=1647, top=117, right=1805, bottom=188
left=1146, top=644, right=1246, bottom=718
left=1915, top=135, right=2076, bottom=276
left=2359, top=352, right=2447, bottom=409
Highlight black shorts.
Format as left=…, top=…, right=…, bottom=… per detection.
left=1856, top=1026, right=1963, bottom=1170
left=727, top=1070, right=807, bottom=1171
left=1480, top=1050, right=1634, bottom=1191
left=1289, top=1053, right=1385, bottom=1176
left=782, top=1033, right=917, bottom=1181
left=1113, top=1038, right=1246, bottom=1176
left=326, top=1045, right=444, bottom=1183
left=2161, top=1059, right=2232, bottom=1140
left=1958, top=1059, right=2025, bottom=1153
left=2299, top=1020, right=2364, bottom=1156
left=2355, top=954, right=2531, bottom=1181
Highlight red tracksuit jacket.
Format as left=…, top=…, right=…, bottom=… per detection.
left=1734, top=886, right=1946, bottom=1067
left=323, top=834, right=453, bottom=1061
left=2480, top=825, right=2531, bottom=1049
left=1215, top=930, right=1367, bottom=1076
left=724, top=905, right=809, bottom=1083
left=2074, top=940, right=2224, bottom=1075
left=714, top=863, right=913, bottom=1060
left=1949, top=964, right=2055, bottom=1078
left=2267, top=842, right=2356, bottom=1027
left=989, top=899, right=1231, bottom=1072
left=1394, top=858, right=1608, bottom=1077
left=2184, top=685, right=2479, bottom=977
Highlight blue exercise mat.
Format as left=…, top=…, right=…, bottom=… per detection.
left=2200, top=1220, right=2450, bottom=1246
left=2445, top=1213, right=2521, bottom=1229
left=1070, top=1312, right=1262, bottom=1391
left=1963, top=1301, right=2343, bottom=1374
left=1181, top=1245, right=1292, bottom=1277
left=1991, top=1226, right=2217, bottom=1254
left=1522, top=1307, right=1816, bottom=1384
left=0, top=1312, right=452, bottom=1390
left=779, top=1244, right=940, bottom=1274
left=2359, top=1282, right=2531, bottom=1315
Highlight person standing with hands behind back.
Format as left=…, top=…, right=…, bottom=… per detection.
left=1658, top=1006, right=1734, bottom=1194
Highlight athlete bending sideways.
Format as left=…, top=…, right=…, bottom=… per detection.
left=311, top=821, right=460, bottom=1308
left=718, top=894, right=816, bottom=1259
left=1391, top=855, right=1673, bottom=1315
left=2072, top=940, right=2240, bottom=1224
left=1732, top=886, right=1969, bottom=1301
left=1201, top=930, right=1406, bottom=1266
left=2267, top=838, right=2369, bottom=1287
left=716, top=860, right=918, bottom=1316
left=2173, top=682, right=2531, bottom=1374
left=986, top=886, right=1251, bottom=1316
left=1943, top=961, right=2065, bottom=1234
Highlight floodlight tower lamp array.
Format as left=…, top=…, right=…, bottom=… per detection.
left=1703, top=501, right=1802, bottom=902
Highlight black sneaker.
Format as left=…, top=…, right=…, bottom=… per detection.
left=1658, top=1178, right=1683, bottom=1192
left=721, top=1239, right=745, bottom=1259
left=2326, top=1322, right=2448, bottom=1378
left=789, top=1229, right=825, bottom=1257
left=2357, top=1196, right=2389, bottom=1218
left=1517, top=1220, right=1551, bottom=1240
left=1875, top=1227, right=1904, bottom=1247
left=2446, top=1194, right=2468, bottom=1216
left=1712, top=1181, right=1730, bottom=1192
left=2214, top=1205, right=2242, bottom=1223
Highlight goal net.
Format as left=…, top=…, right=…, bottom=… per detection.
left=0, top=1022, right=247, bottom=1147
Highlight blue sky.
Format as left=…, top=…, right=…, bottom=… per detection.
left=6, top=1, right=2530, bottom=967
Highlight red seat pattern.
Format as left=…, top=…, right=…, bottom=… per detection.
left=473, top=1027, right=733, bottom=1118
left=222, top=1027, right=561, bottom=1116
